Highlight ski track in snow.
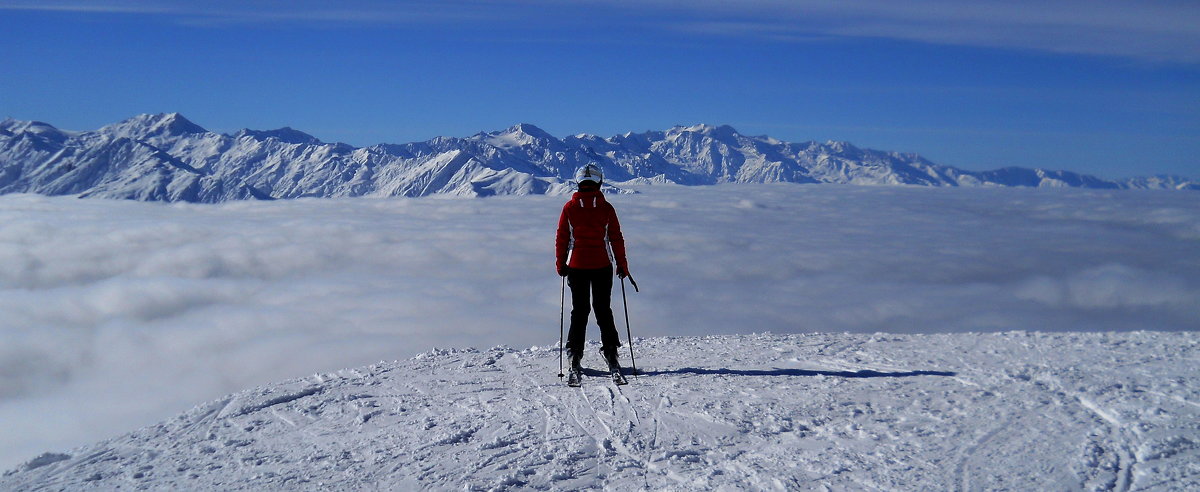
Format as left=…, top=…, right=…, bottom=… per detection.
left=3, top=331, right=1198, bottom=491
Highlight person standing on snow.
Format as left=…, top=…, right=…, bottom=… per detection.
left=556, top=163, right=630, bottom=386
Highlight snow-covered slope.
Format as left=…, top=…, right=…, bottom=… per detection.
left=1, top=114, right=1193, bottom=203
left=3, top=331, right=1197, bottom=490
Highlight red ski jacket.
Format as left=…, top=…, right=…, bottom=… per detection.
left=556, top=190, right=628, bottom=273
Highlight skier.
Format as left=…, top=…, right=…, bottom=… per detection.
left=556, top=163, right=630, bottom=386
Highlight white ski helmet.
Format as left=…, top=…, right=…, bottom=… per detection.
left=574, top=164, right=603, bottom=185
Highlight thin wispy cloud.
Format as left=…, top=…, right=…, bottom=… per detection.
left=652, top=0, right=1200, bottom=63
left=0, top=0, right=175, bottom=15
left=0, top=0, right=499, bottom=25
left=4, top=0, right=1197, bottom=62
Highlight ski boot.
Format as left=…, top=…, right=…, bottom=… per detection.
left=566, top=350, right=583, bottom=387
left=602, top=348, right=628, bottom=386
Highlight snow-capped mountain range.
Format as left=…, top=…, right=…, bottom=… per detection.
left=0, top=113, right=1194, bottom=202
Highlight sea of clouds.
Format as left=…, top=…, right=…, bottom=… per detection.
left=1, top=184, right=1197, bottom=469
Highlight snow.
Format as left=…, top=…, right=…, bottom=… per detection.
left=1, top=183, right=1198, bottom=487
left=2, top=331, right=1197, bottom=490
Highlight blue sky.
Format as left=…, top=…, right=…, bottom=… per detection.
left=1, top=1, right=1197, bottom=179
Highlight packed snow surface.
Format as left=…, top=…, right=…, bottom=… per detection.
left=3, top=331, right=1198, bottom=490
left=1, top=183, right=1197, bottom=481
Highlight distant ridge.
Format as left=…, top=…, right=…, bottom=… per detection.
left=0, top=114, right=1194, bottom=202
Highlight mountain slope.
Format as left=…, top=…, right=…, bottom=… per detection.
left=0, top=114, right=1195, bottom=203
left=3, top=332, right=1197, bottom=490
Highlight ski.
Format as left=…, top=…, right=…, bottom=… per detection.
left=566, top=368, right=627, bottom=386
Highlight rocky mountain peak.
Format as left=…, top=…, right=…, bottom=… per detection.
left=100, top=113, right=208, bottom=140
left=235, top=127, right=322, bottom=145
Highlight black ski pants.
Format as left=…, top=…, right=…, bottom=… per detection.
left=566, top=266, right=621, bottom=357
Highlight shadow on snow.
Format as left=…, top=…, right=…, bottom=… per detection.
left=631, top=367, right=957, bottom=378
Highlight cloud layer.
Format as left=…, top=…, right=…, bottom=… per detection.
left=642, top=0, right=1199, bottom=63
left=1, top=184, right=1198, bottom=469
left=4, top=0, right=1198, bottom=62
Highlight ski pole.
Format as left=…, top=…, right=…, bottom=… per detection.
left=620, top=274, right=638, bottom=377
left=558, top=275, right=565, bottom=379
